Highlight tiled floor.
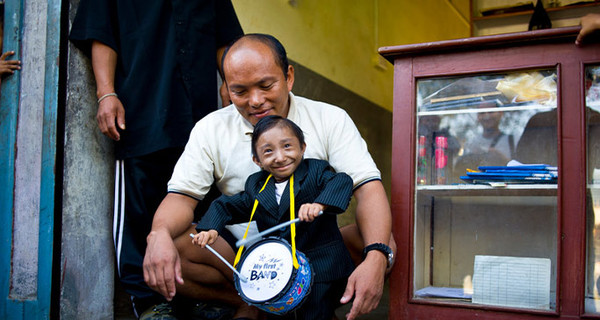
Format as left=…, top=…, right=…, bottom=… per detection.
left=115, top=279, right=390, bottom=319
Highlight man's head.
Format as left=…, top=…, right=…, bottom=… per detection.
left=222, top=34, right=295, bottom=125
left=476, top=101, right=503, bottom=132
left=251, top=115, right=306, bottom=182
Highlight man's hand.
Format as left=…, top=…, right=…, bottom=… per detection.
left=0, top=51, right=21, bottom=77
left=143, top=229, right=184, bottom=301
left=576, top=13, right=600, bottom=46
left=340, top=251, right=387, bottom=319
left=340, top=180, right=391, bottom=319
left=96, top=95, right=125, bottom=141
left=91, top=40, right=123, bottom=140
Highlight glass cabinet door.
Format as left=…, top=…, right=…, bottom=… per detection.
left=413, top=69, right=558, bottom=311
left=586, top=65, right=600, bottom=314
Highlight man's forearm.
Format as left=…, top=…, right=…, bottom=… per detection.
left=150, top=193, right=198, bottom=240
left=341, top=179, right=392, bottom=319
left=354, top=180, right=392, bottom=247
left=91, top=40, right=118, bottom=98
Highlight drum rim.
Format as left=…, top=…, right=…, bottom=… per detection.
left=234, top=237, right=303, bottom=304
left=259, top=251, right=314, bottom=316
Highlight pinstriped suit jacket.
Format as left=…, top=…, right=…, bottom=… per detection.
left=197, top=158, right=355, bottom=283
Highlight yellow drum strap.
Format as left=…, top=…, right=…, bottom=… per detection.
left=233, top=174, right=272, bottom=268
left=289, top=175, right=299, bottom=269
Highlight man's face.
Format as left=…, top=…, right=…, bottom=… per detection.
left=477, top=111, right=503, bottom=130
left=252, top=125, right=306, bottom=182
left=223, top=41, right=294, bottom=126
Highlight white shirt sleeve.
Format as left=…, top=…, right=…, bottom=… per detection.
left=323, top=107, right=381, bottom=188
left=294, top=96, right=381, bottom=188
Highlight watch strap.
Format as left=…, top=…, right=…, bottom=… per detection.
left=363, top=242, right=392, bottom=264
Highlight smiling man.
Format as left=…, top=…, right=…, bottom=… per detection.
left=143, top=34, right=394, bottom=320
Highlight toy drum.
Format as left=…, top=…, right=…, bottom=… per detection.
left=234, top=237, right=313, bottom=315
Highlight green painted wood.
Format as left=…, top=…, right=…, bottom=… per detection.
left=0, top=0, right=23, bottom=318
left=37, top=0, right=61, bottom=318
left=1, top=0, right=60, bottom=318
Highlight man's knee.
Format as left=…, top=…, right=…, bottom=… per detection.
left=174, top=225, right=199, bottom=263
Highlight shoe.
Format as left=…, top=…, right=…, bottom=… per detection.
left=189, top=301, right=235, bottom=320
left=139, top=302, right=178, bottom=320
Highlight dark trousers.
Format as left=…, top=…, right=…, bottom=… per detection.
left=114, top=147, right=184, bottom=315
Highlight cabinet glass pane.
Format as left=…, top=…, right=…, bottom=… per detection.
left=414, top=69, right=558, bottom=311
left=585, top=65, right=600, bottom=314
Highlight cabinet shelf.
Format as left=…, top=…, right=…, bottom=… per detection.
left=417, top=184, right=557, bottom=197
left=418, top=104, right=555, bottom=116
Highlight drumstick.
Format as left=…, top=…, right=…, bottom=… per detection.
left=189, top=233, right=248, bottom=283
left=235, top=211, right=323, bottom=248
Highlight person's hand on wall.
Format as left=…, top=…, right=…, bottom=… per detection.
left=576, top=13, right=600, bottom=45
left=0, top=51, right=21, bottom=77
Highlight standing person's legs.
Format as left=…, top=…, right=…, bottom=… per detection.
left=114, top=147, right=184, bottom=318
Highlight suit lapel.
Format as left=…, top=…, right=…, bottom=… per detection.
left=254, top=176, right=279, bottom=221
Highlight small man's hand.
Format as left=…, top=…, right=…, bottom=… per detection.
left=298, top=203, right=325, bottom=222
left=192, top=230, right=218, bottom=248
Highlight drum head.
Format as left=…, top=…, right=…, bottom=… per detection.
left=237, top=239, right=294, bottom=302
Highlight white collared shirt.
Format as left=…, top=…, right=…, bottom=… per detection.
left=274, top=180, right=288, bottom=204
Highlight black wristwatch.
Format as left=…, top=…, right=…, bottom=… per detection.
left=363, top=243, right=394, bottom=268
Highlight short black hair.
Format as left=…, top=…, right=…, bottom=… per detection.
left=251, top=115, right=305, bottom=160
left=222, top=33, right=289, bottom=80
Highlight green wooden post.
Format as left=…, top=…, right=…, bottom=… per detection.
left=0, top=0, right=60, bottom=318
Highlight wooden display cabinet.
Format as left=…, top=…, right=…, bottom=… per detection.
left=380, top=27, right=600, bottom=319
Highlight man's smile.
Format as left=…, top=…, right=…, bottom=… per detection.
left=251, top=109, right=272, bottom=118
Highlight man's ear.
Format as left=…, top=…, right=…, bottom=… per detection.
left=286, top=65, right=295, bottom=92
left=252, top=155, right=262, bottom=168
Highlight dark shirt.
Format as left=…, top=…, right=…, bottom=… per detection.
left=69, top=0, right=243, bottom=159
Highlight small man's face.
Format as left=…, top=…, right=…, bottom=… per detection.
left=252, top=125, right=306, bottom=182
left=224, top=40, right=294, bottom=126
